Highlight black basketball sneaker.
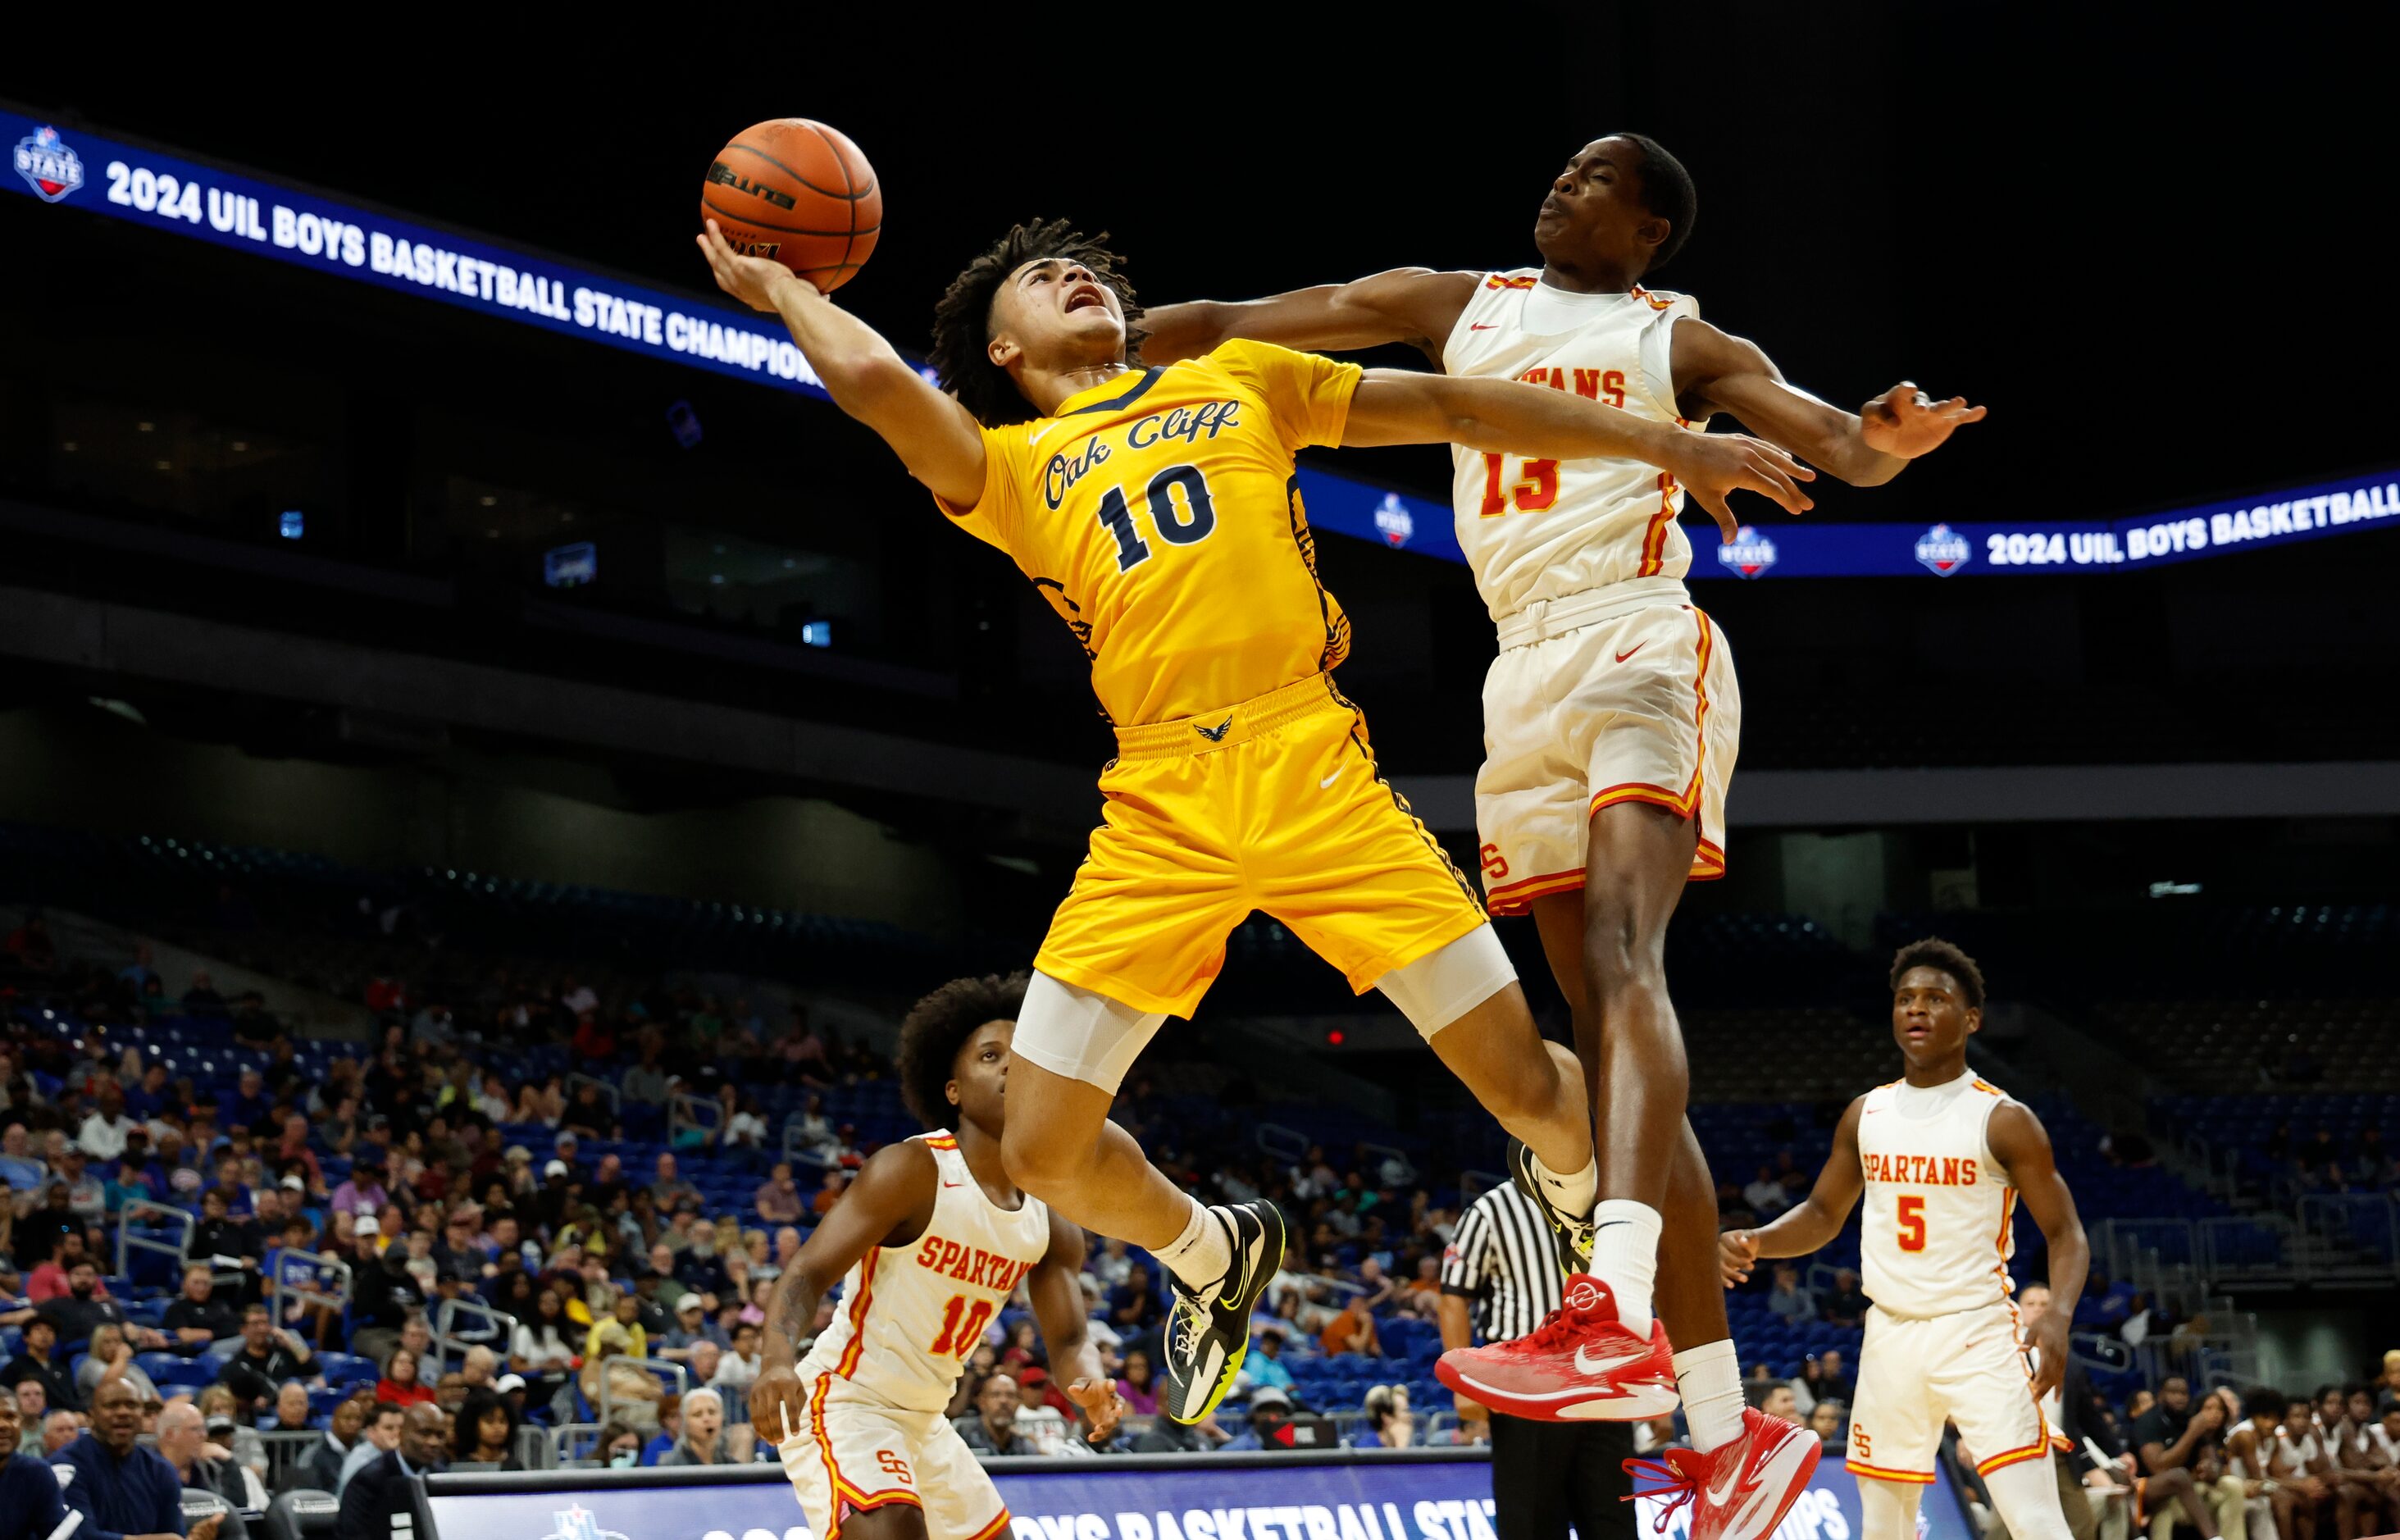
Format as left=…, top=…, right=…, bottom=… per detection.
left=1508, top=1136, right=1596, bottom=1278
left=1159, top=1199, right=1285, bottom=1424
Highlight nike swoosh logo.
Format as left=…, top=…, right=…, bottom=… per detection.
left=1705, top=1454, right=1745, bottom=1506
left=941, top=1179, right=963, bottom=1188
left=1469, top=323, right=1498, bottom=330
left=1573, top=1344, right=1645, bottom=1375
left=1319, top=768, right=1343, bottom=789
left=1615, top=643, right=1647, bottom=663
left=1027, top=421, right=1073, bottom=449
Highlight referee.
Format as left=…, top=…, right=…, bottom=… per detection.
left=1441, top=1178, right=1634, bottom=1540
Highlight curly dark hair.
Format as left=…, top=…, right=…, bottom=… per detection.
left=1888, top=936, right=1987, bottom=1010
left=896, top=972, right=1030, bottom=1128
left=928, top=219, right=1147, bottom=428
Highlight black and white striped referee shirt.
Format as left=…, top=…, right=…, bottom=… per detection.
left=1439, top=1180, right=1562, bottom=1343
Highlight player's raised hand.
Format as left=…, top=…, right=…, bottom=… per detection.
left=1860, top=381, right=1986, bottom=459
left=696, top=219, right=818, bottom=314
left=1719, top=1228, right=1760, bottom=1287
left=1669, top=432, right=1816, bottom=543
left=748, top=1365, right=813, bottom=1448
left=1066, top=1376, right=1128, bottom=1444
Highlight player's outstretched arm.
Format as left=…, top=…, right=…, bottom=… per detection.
left=1724, top=1096, right=1869, bottom=1283
left=694, top=221, right=986, bottom=508
left=1345, top=367, right=1815, bottom=540
left=1139, top=269, right=1480, bottom=367
left=748, top=1141, right=936, bottom=1444
left=1674, top=319, right=1985, bottom=488
left=1026, top=1210, right=1126, bottom=1445
left=1991, top=1101, right=2088, bottom=1401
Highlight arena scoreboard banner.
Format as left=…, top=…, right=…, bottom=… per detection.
left=2, top=103, right=836, bottom=399
left=417, top=1449, right=1972, bottom=1540
left=12, top=102, right=2392, bottom=580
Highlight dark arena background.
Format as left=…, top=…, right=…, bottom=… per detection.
left=3, top=13, right=2397, bottom=1540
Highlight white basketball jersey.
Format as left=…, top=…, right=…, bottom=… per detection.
left=1856, top=1073, right=2020, bottom=1319
left=1441, top=270, right=1706, bottom=622
left=797, top=1132, right=1051, bottom=1413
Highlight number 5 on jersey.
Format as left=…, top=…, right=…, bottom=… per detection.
left=1478, top=453, right=1558, bottom=517
left=1896, top=1195, right=1928, bottom=1252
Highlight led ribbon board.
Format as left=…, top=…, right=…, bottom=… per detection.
left=12, top=104, right=2394, bottom=577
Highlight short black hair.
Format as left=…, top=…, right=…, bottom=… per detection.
left=896, top=972, right=1029, bottom=1128
left=2243, top=1385, right=2285, bottom=1420
left=1890, top=936, right=1987, bottom=1010
left=1610, top=132, right=1697, bottom=272
left=928, top=220, right=1147, bottom=428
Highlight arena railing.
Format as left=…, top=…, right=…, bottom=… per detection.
left=1458, top=1168, right=1505, bottom=1205
left=566, top=1073, right=622, bottom=1116
left=1359, top=1141, right=1419, bottom=1187
left=116, top=1196, right=194, bottom=1282
left=596, top=1355, right=690, bottom=1428
left=1254, top=1123, right=1309, bottom=1165
left=2295, top=1192, right=2400, bottom=1279
left=779, top=1116, right=832, bottom=1167
left=669, top=1091, right=725, bottom=1148
left=433, top=1297, right=519, bottom=1377
left=266, top=1248, right=353, bottom=1337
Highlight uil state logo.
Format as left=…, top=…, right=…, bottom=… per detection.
left=1914, top=522, right=1971, bottom=576
left=14, top=125, right=84, bottom=203
left=1373, top=491, right=1414, bottom=549
left=1715, top=526, right=1778, bottom=578
left=541, top=1504, right=632, bottom=1540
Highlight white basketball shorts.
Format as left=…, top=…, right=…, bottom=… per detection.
left=1846, top=1300, right=2065, bottom=1487
left=1477, top=590, right=1741, bottom=915
left=777, top=1372, right=1009, bottom=1540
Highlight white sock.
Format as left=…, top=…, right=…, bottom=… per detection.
left=1152, top=1196, right=1232, bottom=1291
left=1527, top=1150, right=1599, bottom=1220
left=1674, top=1339, right=1746, bottom=1453
left=1590, top=1199, right=1662, bottom=1335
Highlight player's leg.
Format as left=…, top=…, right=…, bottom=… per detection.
left=1947, top=1305, right=2078, bottom=1540
left=1983, top=1457, right=2082, bottom=1540
left=997, top=978, right=1181, bottom=1249
left=2143, top=1467, right=2216, bottom=1540
left=1532, top=891, right=1743, bottom=1451
left=913, top=1411, right=1012, bottom=1540
left=777, top=1385, right=930, bottom=1540
left=1857, top=1478, right=1928, bottom=1540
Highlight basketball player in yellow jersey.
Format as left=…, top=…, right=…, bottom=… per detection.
left=696, top=216, right=1810, bottom=1425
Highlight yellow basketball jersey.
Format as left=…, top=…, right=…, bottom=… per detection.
left=936, top=339, right=1361, bottom=727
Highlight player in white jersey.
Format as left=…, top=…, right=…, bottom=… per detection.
left=1719, top=939, right=2090, bottom=1540
left=1138, top=131, right=1983, bottom=1538
left=749, top=974, right=1123, bottom=1540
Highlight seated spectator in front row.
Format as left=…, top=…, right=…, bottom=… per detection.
left=0, top=1391, right=69, bottom=1540
left=656, top=1386, right=753, bottom=1465
left=335, top=1403, right=449, bottom=1540
left=1819, top=1268, right=1869, bottom=1328
left=954, top=1373, right=1036, bottom=1456
left=157, top=1401, right=252, bottom=1540
left=1355, top=1383, right=1423, bottom=1448
left=337, top=1401, right=404, bottom=1496
left=303, top=1395, right=370, bottom=1496
left=58, top=1378, right=223, bottom=1540
left=452, top=1387, right=524, bottom=1469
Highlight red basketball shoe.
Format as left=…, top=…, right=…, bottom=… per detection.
left=1624, top=1408, right=1822, bottom=1540
left=1434, top=1274, right=1677, bottom=1420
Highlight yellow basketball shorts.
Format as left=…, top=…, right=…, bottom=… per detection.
left=1034, top=673, right=1491, bottom=1018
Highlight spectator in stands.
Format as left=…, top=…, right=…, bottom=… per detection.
left=216, top=1066, right=269, bottom=1132
left=1110, top=1264, right=1160, bottom=1335
left=1742, top=1164, right=1789, bottom=1218
left=303, top=1395, right=367, bottom=1495
left=59, top=1378, right=216, bottom=1540
left=329, top=1151, right=389, bottom=1218
left=1355, top=1384, right=1423, bottom=1449
left=1801, top=1348, right=1855, bottom=1407
left=658, top=1384, right=749, bottom=1465
left=11, top=1383, right=45, bottom=1452
left=1819, top=1267, right=1868, bottom=1328
left=581, top=1332, right=662, bottom=1429
left=1808, top=1400, right=1845, bottom=1451
left=56, top=1150, right=105, bottom=1224
left=16, top=1182, right=76, bottom=1272
left=163, top=1263, right=239, bottom=1352
left=1765, top=1263, right=1816, bottom=1321
left=587, top=1287, right=650, bottom=1364
left=712, top=1321, right=763, bottom=1398
left=26, top=1232, right=96, bottom=1303
left=336, top=1402, right=403, bottom=1496
left=77, top=1085, right=139, bottom=1164
left=347, top=1222, right=424, bottom=1365
left=0, top=1389, right=69, bottom=1540
left=75, top=1324, right=162, bottom=1406
left=954, top=1372, right=1036, bottom=1456
left=2134, top=1375, right=2240, bottom=1539
left=1319, top=1295, right=1381, bottom=1358
left=0, top=1124, right=43, bottom=1195
left=591, top=1420, right=644, bottom=1469
left=1109, top=1349, right=1159, bottom=1417
left=1221, top=1387, right=1294, bottom=1451
left=1759, top=1381, right=1798, bottom=1421
left=649, top=1152, right=699, bottom=1212
left=218, top=1304, right=316, bottom=1414
left=1, top=1314, right=80, bottom=1413
left=376, top=1347, right=435, bottom=1410
left=752, top=1162, right=803, bottom=1226
left=451, top=1387, right=521, bottom=1469
left=335, top=1401, right=446, bottom=1540
left=158, top=1400, right=252, bottom=1540
left=40, top=1409, right=79, bottom=1457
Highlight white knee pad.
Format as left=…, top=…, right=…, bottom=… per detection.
left=1009, top=970, right=1168, bottom=1094
left=1375, top=923, right=1519, bottom=1041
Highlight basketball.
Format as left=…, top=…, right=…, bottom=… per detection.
left=700, top=118, right=881, bottom=293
